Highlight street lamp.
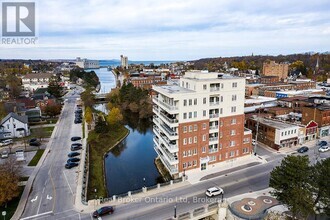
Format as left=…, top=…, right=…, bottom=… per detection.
left=174, top=204, right=177, bottom=218
left=143, top=177, right=146, bottom=188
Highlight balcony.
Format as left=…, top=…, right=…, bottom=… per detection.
left=153, top=137, right=159, bottom=145
left=153, top=125, right=160, bottom=136
left=209, top=102, right=220, bottom=106
left=157, top=153, right=178, bottom=174
left=160, top=123, right=178, bottom=140
left=160, top=111, right=178, bottom=124
left=153, top=116, right=160, bottom=125
left=209, top=125, right=219, bottom=131
left=209, top=148, right=219, bottom=153
left=210, top=113, right=219, bottom=119
left=154, top=144, right=178, bottom=166
left=209, top=137, right=218, bottom=142
left=153, top=106, right=159, bottom=114
left=210, top=87, right=220, bottom=92
left=244, top=127, right=252, bottom=135
left=153, top=97, right=179, bottom=112
left=159, top=134, right=178, bottom=152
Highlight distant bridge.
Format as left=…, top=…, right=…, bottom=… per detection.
left=94, top=93, right=108, bottom=102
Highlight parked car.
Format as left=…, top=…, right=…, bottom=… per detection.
left=71, top=145, right=82, bottom=151
left=29, top=140, right=41, bottom=146
left=71, top=136, right=81, bottom=141
left=65, top=162, right=79, bottom=169
left=1, top=150, right=9, bottom=159
left=74, top=119, right=82, bottom=124
left=67, top=158, right=80, bottom=163
left=297, top=146, right=309, bottom=153
left=29, top=138, right=37, bottom=144
left=252, top=139, right=256, bottom=146
left=318, top=141, right=327, bottom=147
left=0, top=139, right=13, bottom=146
left=205, top=187, right=224, bottom=197
left=68, top=152, right=80, bottom=157
left=93, top=206, right=114, bottom=218
left=319, top=145, right=330, bottom=153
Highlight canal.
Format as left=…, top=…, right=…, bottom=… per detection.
left=91, top=67, right=160, bottom=196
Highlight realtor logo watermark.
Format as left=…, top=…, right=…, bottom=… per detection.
left=1, top=2, right=38, bottom=45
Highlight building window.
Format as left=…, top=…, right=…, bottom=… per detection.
left=194, top=136, right=197, bottom=143
left=189, top=99, right=192, bottom=106
left=230, top=130, right=236, bottom=136
left=188, top=150, right=192, bottom=156
left=221, top=83, right=224, bottom=89
left=230, top=141, right=235, bottom=147
left=232, top=82, right=237, bottom=88
left=219, top=143, right=222, bottom=149
left=189, top=125, right=193, bottom=132
left=232, top=95, right=237, bottom=101
left=230, top=151, right=235, bottom=157
left=231, top=118, right=237, bottom=124
left=203, top=110, right=206, bottom=117
left=193, top=160, right=197, bottom=166
left=183, top=113, right=187, bottom=119
left=184, top=100, right=187, bottom=106
left=183, top=138, right=187, bottom=145
left=243, top=148, right=249, bottom=154
left=183, top=163, right=187, bottom=169
left=203, top=84, right=207, bottom=90
left=202, top=146, right=206, bottom=153
left=220, top=108, right=223, bottom=114
left=202, top=134, right=206, bottom=141
left=183, top=151, right=187, bottom=157
left=194, top=111, right=197, bottom=118
left=203, top=98, right=206, bottom=104
left=188, top=161, right=192, bottom=167
left=189, top=112, right=192, bottom=118
left=219, top=132, right=223, bottom=138
left=231, top=106, right=236, bottom=113
left=188, top=137, right=192, bottom=144
left=243, top=138, right=250, bottom=143
left=194, top=125, right=198, bottom=131
left=219, top=154, right=222, bottom=160
left=203, top=123, right=206, bottom=129
left=193, top=148, right=197, bottom=155
left=194, top=99, right=197, bottom=105
left=220, top=120, right=223, bottom=127
left=183, top=126, right=187, bottom=133
left=209, top=156, right=216, bottom=162
left=220, top=96, right=223, bottom=102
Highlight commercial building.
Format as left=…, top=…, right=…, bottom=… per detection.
left=152, top=71, right=252, bottom=177
left=75, top=57, right=100, bottom=69
left=301, top=105, right=330, bottom=137
left=246, top=117, right=300, bottom=150
left=262, top=60, right=289, bottom=80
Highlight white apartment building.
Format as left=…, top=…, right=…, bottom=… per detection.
left=22, top=73, right=54, bottom=91
left=152, top=71, right=252, bottom=177
left=75, top=57, right=100, bottom=69
left=120, top=55, right=128, bottom=69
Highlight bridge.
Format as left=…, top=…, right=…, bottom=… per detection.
left=94, top=93, right=108, bottom=102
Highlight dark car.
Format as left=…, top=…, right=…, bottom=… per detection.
left=65, top=162, right=79, bottom=169
left=71, top=145, right=82, bottom=151
left=67, top=158, right=80, bottom=163
left=29, top=140, right=41, bottom=146
left=68, top=152, right=80, bottom=157
left=71, top=136, right=81, bottom=141
left=74, top=119, right=82, bottom=124
left=318, top=141, right=327, bottom=147
left=29, top=138, right=37, bottom=144
left=92, top=206, right=114, bottom=218
left=297, top=146, right=309, bottom=153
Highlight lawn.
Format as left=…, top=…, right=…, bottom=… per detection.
left=28, top=149, right=45, bottom=166
left=87, top=125, right=129, bottom=199
left=46, top=117, right=59, bottom=124
left=0, top=186, right=24, bottom=219
left=30, top=126, right=55, bottom=138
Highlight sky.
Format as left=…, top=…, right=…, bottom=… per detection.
left=1, top=0, right=330, bottom=60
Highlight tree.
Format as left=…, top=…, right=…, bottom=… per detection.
left=84, top=106, right=93, bottom=125
left=47, top=76, right=63, bottom=98
left=94, top=116, right=107, bottom=134
left=44, top=104, right=62, bottom=117
left=6, top=74, right=21, bottom=98
left=0, top=157, right=21, bottom=206
left=310, top=158, right=330, bottom=216
left=33, top=127, right=47, bottom=144
left=0, top=102, right=7, bottom=119
left=81, top=89, right=95, bottom=107
left=106, top=107, right=123, bottom=127
left=270, top=155, right=314, bottom=219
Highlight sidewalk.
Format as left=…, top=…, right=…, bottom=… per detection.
left=186, top=154, right=267, bottom=184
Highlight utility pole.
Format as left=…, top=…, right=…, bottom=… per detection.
left=254, top=104, right=263, bottom=155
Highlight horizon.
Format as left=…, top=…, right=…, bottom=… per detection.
left=1, top=0, right=330, bottom=60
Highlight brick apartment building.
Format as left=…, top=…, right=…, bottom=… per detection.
left=152, top=71, right=252, bottom=177
left=262, top=60, right=289, bottom=80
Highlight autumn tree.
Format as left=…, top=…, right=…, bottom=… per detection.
left=81, top=89, right=95, bottom=107
left=0, top=102, right=7, bottom=119
left=0, top=157, right=22, bottom=207
left=84, top=106, right=93, bottom=125
left=6, top=74, right=21, bottom=98
left=44, top=104, right=62, bottom=117
left=33, top=126, right=47, bottom=144
left=47, top=76, right=63, bottom=98
left=106, top=107, right=123, bottom=127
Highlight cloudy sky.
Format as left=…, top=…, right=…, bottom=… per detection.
left=1, top=0, right=330, bottom=60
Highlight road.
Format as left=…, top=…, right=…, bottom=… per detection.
left=20, top=87, right=91, bottom=220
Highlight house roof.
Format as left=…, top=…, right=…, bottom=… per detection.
left=0, top=112, right=28, bottom=125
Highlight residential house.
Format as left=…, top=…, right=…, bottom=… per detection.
left=0, top=112, right=30, bottom=139
left=22, top=73, right=54, bottom=91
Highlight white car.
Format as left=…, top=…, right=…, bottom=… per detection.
left=319, top=145, right=330, bottom=153
left=206, top=187, right=224, bottom=197
left=252, top=139, right=256, bottom=146
left=0, top=139, right=13, bottom=146
left=1, top=150, right=9, bottom=159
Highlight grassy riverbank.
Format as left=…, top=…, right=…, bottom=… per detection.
left=87, top=125, right=129, bottom=199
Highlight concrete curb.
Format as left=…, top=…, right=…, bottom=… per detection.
left=11, top=107, right=64, bottom=220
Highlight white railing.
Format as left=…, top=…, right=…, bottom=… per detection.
left=210, top=87, right=220, bottom=92
left=210, top=114, right=219, bottom=119
left=160, top=112, right=178, bottom=124
left=209, top=125, right=219, bottom=130
left=209, top=137, right=218, bottom=142
left=210, top=102, right=220, bottom=106
left=209, top=148, right=219, bottom=153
